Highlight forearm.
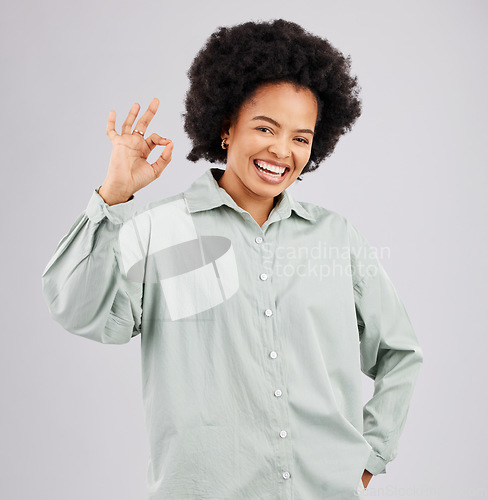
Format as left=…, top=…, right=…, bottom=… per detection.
left=348, top=220, right=424, bottom=475
left=41, top=188, right=142, bottom=344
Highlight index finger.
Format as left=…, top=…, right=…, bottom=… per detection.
left=133, top=97, right=160, bottom=135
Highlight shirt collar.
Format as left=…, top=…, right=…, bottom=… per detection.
left=183, top=168, right=316, bottom=223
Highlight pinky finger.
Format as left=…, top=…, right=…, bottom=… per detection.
left=106, top=110, right=118, bottom=141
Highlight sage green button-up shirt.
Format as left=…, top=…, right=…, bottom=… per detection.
left=41, top=167, right=423, bottom=499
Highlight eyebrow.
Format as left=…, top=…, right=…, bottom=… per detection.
left=251, top=115, right=315, bottom=136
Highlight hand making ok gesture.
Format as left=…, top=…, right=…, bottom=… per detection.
left=99, top=98, right=173, bottom=205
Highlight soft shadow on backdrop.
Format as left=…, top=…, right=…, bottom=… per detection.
left=1, top=0, right=487, bottom=499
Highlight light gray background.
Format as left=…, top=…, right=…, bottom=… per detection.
left=1, top=0, right=487, bottom=498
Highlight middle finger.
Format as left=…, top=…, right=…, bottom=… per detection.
left=121, top=102, right=141, bottom=135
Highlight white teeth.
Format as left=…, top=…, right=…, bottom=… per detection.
left=257, top=167, right=281, bottom=177
left=255, top=160, right=286, bottom=175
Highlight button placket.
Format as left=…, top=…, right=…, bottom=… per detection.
left=256, top=233, right=293, bottom=486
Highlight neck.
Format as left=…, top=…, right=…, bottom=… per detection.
left=216, top=168, right=280, bottom=227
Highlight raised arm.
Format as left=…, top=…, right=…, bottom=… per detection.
left=41, top=98, right=173, bottom=343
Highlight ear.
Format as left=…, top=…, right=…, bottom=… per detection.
left=221, top=117, right=232, bottom=140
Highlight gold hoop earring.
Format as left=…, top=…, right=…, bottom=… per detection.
left=221, top=139, right=228, bottom=150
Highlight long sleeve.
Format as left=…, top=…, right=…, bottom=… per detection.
left=41, top=187, right=143, bottom=344
left=348, top=221, right=424, bottom=475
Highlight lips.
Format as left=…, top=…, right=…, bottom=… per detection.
left=253, top=159, right=290, bottom=184
left=253, top=159, right=289, bottom=176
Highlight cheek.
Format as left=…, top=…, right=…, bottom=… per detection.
left=232, top=137, right=264, bottom=160
left=296, top=147, right=312, bottom=167
left=229, top=144, right=253, bottom=163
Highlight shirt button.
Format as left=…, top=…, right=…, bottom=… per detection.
left=255, top=236, right=263, bottom=244
left=279, top=430, right=287, bottom=438
left=282, top=471, right=290, bottom=480
left=274, top=389, right=282, bottom=397
left=260, top=273, right=268, bottom=281
left=269, top=351, right=277, bottom=359
left=265, top=309, right=273, bottom=317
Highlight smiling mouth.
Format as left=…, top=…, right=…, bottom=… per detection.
left=253, top=160, right=289, bottom=177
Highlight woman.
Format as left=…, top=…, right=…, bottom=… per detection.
left=42, top=19, right=423, bottom=499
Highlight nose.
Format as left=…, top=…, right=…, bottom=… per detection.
left=268, top=136, right=291, bottom=159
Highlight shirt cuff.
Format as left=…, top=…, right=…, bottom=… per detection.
left=364, top=449, right=388, bottom=475
left=85, top=186, right=135, bottom=225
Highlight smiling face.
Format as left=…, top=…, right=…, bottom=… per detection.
left=219, top=81, right=318, bottom=209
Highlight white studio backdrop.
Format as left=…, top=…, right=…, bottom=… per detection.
left=1, top=0, right=487, bottom=498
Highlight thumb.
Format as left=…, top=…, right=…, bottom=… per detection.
left=151, top=141, right=174, bottom=178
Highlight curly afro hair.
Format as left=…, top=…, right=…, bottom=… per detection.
left=183, top=19, right=361, bottom=178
